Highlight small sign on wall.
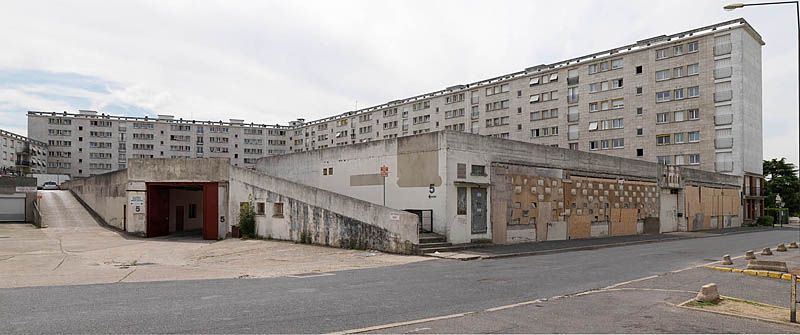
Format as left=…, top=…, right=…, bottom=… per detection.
left=15, top=186, right=36, bottom=192
left=390, top=213, right=400, bottom=221
left=130, top=195, right=144, bottom=214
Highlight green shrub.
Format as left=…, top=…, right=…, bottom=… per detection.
left=239, top=202, right=256, bottom=238
left=757, top=215, right=774, bottom=226
left=764, top=208, right=788, bottom=225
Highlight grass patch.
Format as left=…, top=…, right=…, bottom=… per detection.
left=686, top=300, right=720, bottom=308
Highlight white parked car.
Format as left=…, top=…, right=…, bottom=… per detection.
left=42, top=181, right=60, bottom=190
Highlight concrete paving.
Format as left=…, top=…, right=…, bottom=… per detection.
left=0, top=191, right=426, bottom=288
left=0, top=227, right=796, bottom=333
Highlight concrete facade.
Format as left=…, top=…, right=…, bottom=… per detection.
left=64, top=158, right=418, bottom=254
left=258, top=131, right=743, bottom=245
left=27, top=20, right=762, bottom=182
left=0, top=129, right=47, bottom=175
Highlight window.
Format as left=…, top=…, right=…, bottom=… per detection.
left=637, top=148, right=644, bottom=157
left=656, top=69, right=670, bottom=81
left=674, top=44, right=683, bottom=56
left=656, top=90, right=671, bottom=102
left=656, top=134, right=671, bottom=145
left=589, top=83, right=600, bottom=93
left=601, top=81, right=609, bottom=91
left=612, top=138, right=624, bottom=148
left=611, top=99, right=624, bottom=109
left=589, top=141, right=598, bottom=150
left=687, top=86, right=699, bottom=98
left=471, top=165, right=486, bottom=176
left=601, top=139, right=610, bottom=149
left=569, top=143, right=578, bottom=150
left=273, top=203, right=284, bottom=218
left=689, top=154, right=700, bottom=165
left=588, top=64, right=599, bottom=74
left=687, top=109, right=699, bottom=120
left=599, top=62, right=609, bottom=71
left=611, top=78, right=623, bottom=89
left=687, top=41, right=698, bottom=53
left=674, top=132, right=685, bottom=143
left=687, top=63, right=699, bottom=75
left=588, top=122, right=598, bottom=131
left=611, top=118, right=624, bottom=129
left=675, top=155, right=685, bottom=165
left=673, top=67, right=683, bottom=78
left=674, top=110, right=685, bottom=122
left=656, top=48, right=669, bottom=60
left=636, top=65, right=643, bottom=74
left=457, top=187, right=467, bottom=215
left=636, top=107, right=643, bottom=116
left=610, top=58, right=623, bottom=69
left=657, top=156, right=672, bottom=164
left=636, top=86, right=643, bottom=95
left=485, top=83, right=511, bottom=96
left=688, top=131, right=700, bottom=142
left=601, top=101, right=610, bottom=110
left=636, top=128, right=643, bottom=136
left=529, top=77, right=540, bottom=86
left=254, top=202, right=266, bottom=215
left=656, top=112, right=669, bottom=123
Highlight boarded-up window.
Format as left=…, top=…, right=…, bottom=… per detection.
left=273, top=203, right=284, bottom=218
left=457, top=163, right=466, bottom=179
left=457, top=187, right=467, bottom=215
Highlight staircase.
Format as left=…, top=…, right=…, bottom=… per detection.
left=418, top=232, right=452, bottom=254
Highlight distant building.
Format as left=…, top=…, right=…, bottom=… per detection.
left=0, top=129, right=48, bottom=175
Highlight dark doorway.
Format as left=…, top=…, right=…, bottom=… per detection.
left=175, top=206, right=185, bottom=232
left=471, top=188, right=487, bottom=233
left=146, top=182, right=218, bottom=240
left=405, top=209, right=433, bottom=233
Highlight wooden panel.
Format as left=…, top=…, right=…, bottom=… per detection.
left=568, top=215, right=591, bottom=239
left=610, top=208, right=638, bottom=236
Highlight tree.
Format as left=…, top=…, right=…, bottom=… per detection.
left=763, top=158, right=800, bottom=215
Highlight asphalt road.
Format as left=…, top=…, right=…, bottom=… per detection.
left=0, top=229, right=797, bottom=334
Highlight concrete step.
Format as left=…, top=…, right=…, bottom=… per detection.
left=419, top=233, right=447, bottom=244
left=420, top=243, right=484, bottom=254
left=417, top=242, right=452, bottom=249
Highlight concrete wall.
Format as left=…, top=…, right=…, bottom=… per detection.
left=168, top=189, right=204, bottom=232
left=229, top=167, right=419, bottom=254
left=0, top=177, right=38, bottom=222
left=65, top=169, right=129, bottom=231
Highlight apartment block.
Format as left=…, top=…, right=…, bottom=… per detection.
left=27, top=111, right=291, bottom=177
left=0, top=129, right=48, bottom=175
left=25, top=19, right=764, bottom=221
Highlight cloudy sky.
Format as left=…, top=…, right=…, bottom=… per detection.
left=0, top=0, right=797, bottom=165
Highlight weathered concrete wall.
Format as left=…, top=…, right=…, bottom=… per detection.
left=229, top=167, right=419, bottom=254
left=64, top=169, right=129, bottom=231
left=128, top=158, right=230, bottom=182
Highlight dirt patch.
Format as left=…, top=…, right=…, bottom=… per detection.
left=684, top=297, right=796, bottom=324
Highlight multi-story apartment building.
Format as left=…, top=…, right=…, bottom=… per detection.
left=25, top=18, right=765, bottom=221
left=0, top=129, right=48, bottom=175
left=27, top=111, right=291, bottom=177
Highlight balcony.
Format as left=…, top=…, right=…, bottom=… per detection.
left=714, top=114, right=733, bottom=125
left=714, top=43, right=732, bottom=56
left=567, top=76, right=579, bottom=86
left=744, top=187, right=764, bottom=197
left=714, top=90, right=732, bottom=102
left=715, top=137, right=733, bottom=149
left=714, top=67, right=732, bottom=79
left=715, top=161, right=734, bottom=172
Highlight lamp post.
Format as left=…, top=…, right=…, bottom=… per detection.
left=725, top=1, right=800, bottom=226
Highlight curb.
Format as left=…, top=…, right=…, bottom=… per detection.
left=470, top=227, right=785, bottom=260
left=476, top=237, right=687, bottom=259
left=704, top=265, right=800, bottom=282
left=678, top=296, right=800, bottom=329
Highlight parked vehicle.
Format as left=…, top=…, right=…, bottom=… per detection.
left=42, top=181, right=60, bottom=190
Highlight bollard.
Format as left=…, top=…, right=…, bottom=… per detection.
left=696, top=283, right=720, bottom=303
left=777, top=243, right=788, bottom=252
left=790, top=242, right=799, bottom=249
left=745, top=250, right=756, bottom=260
left=761, top=247, right=773, bottom=256
left=722, top=254, right=733, bottom=265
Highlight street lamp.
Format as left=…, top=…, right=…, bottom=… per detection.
left=725, top=1, right=800, bottom=224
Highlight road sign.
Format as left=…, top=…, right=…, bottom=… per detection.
left=380, top=165, right=389, bottom=177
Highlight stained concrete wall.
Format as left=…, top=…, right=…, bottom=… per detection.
left=229, top=167, right=419, bottom=254
left=65, top=169, right=129, bottom=231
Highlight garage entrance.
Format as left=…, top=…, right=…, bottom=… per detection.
left=0, top=194, right=26, bottom=222
left=146, top=182, right=218, bottom=240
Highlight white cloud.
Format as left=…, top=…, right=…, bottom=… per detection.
left=0, top=0, right=796, bottom=166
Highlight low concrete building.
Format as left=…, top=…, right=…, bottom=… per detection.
left=258, top=131, right=742, bottom=245
left=64, top=158, right=418, bottom=253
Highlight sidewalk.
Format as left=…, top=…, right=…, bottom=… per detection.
left=439, top=226, right=793, bottom=260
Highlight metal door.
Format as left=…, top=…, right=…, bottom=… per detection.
left=471, top=188, right=487, bottom=233
left=0, top=196, right=25, bottom=222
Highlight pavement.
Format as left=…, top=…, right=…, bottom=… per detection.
left=0, top=191, right=426, bottom=288
left=0, top=227, right=796, bottom=333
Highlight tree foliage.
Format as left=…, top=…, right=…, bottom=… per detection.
left=763, top=158, right=800, bottom=215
